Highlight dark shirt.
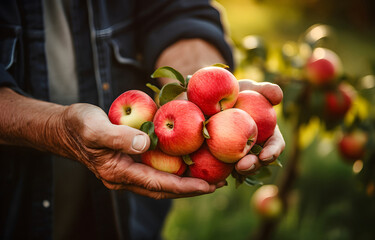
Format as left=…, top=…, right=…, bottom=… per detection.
left=0, top=0, right=233, bottom=239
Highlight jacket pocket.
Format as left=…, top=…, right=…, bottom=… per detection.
left=0, top=25, right=21, bottom=70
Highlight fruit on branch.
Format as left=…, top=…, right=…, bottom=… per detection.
left=305, top=47, right=343, bottom=86
left=325, top=83, right=354, bottom=120
left=234, top=90, right=277, bottom=144
left=187, top=66, right=239, bottom=116
left=108, top=90, right=157, bottom=129
left=141, top=148, right=187, bottom=176
left=153, top=100, right=205, bottom=156
left=338, top=129, right=368, bottom=162
left=188, top=144, right=234, bottom=184
left=205, top=108, right=258, bottom=163
left=252, top=184, right=283, bottom=219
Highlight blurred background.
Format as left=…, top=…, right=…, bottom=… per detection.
left=162, top=0, right=375, bottom=239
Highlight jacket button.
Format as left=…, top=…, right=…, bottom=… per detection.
left=102, top=82, right=110, bottom=91
left=42, top=200, right=50, bottom=208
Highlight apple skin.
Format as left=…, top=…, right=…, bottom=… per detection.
left=187, top=66, right=239, bottom=116
left=189, top=144, right=234, bottom=184
left=153, top=100, right=205, bottom=156
left=325, top=84, right=353, bottom=120
left=205, top=108, right=258, bottom=163
left=141, top=148, right=187, bottom=176
left=234, top=90, right=277, bottom=144
left=108, top=90, right=157, bottom=129
left=338, top=129, right=368, bottom=162
left=305, top=47, right=343, bottom=86
left=252, top=185, right=282, bottom=219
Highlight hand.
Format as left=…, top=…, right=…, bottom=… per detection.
left=235, top=79, right=285, bottom=175
left=60, top=103, right=224, bottom=199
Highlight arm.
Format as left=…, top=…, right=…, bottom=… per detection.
left=0, top=87, right=222, bottom=199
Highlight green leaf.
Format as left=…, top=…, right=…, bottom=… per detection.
left=151, top=66, right=185, bottom=86
left=146, top=83, right=160, bottom=95
left=182, top=155, right=194, bottom=166
left=269, top=159, right=283, bottom=168
left=140, top=121, right=158, bottom=150
left=202, top=121, right=210, bottom=139
left=211, top=63, right=229, bottom=69
left=255, top=166, right=272, bottom=179
left=158, top=82, right=186, bottom=106
left=244, top=176, right=264, bottom=186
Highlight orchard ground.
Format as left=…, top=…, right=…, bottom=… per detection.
left=162, top=0, right=375, bottom=240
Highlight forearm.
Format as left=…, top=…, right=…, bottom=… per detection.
left=155, top=39, right=226, bottom=85
left=0, top=87, right=69, bottom=156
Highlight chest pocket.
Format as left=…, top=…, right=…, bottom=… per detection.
left=0, top=25, right=21, bottom=70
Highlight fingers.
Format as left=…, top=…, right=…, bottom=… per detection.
left=99, top=124, right=151, bottom=155
left=235, top=125, right=285, bottom=176
left=258, top=125, right=285, bottom=164
left=238, top=79, right=283, bottom=105
left=99, top=154, right=220, bottom=199
left=235, top=154, right=262, bottom=175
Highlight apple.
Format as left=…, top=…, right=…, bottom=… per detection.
left=187, top=66, right=239, bottom=116
left=205, top=108, right=258, bottom=163
left=108, top=90, right=157, bottom=129
left=338, top=129, right=368, bottom=162
left=234, top=90, right=277, bottom=144
left=325, top=83, right=353, bottom=120
left=188, top=144, right=234, bottom=184
left=141, top=148, right=187, bottom=176
left=305, top=47, right=343, bottom=86
left=153, top=100, right=205, bottom=156
left=251, top=185, right=282, bottom=219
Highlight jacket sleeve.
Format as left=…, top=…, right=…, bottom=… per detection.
left=136, top=0, right=234, bottom=74
left=0, top=1, right=25, bottom=95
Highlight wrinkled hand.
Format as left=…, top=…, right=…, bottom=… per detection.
left=60, top=103, right=224, bottom=199
left=235, top=79, right=285, bottom=176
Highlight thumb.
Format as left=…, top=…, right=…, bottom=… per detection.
left=101, top=124, right=151, bottom=154
left=238, top=79, right=283, bottom=105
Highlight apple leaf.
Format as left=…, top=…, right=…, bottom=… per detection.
left=202, top=121, right=210, bottom=139
left=244, top=177, right=264, bottom=186
left=211, top=63, right=229, bottom=69
left=269, top=159, right=283, bottom=168
left=182, top=155, right=194, bottom=166
left=151, top=66, right=185, bottom=87
left=158, top=82, right=186, bottom=105
left=140, top=121, right=158, bottom=150
left=146, top=83, right=160, bottom=95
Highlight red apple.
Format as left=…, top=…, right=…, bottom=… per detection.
left=205, top=108, right=258, bottom=163
left=153, top=100, right=205, bottom=156
left=234, top=90, right=277, bottom=144
left=141, top=148, right=187, bottom=176
left=338, top=129, right=368, bottom=162
left=187, top=66, right=239, bottom=116
left=189, top=144, right=234, bottom=184
left=305, top=47, right=343, bottom=86
left=325, top=84, right=354, bottom=120
left=251, top=185, right=282, bottom=219
left=108, top=90, right=157, bottom=129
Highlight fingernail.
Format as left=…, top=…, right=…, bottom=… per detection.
left=132, top=135, right=148, bottom=151
left=245, top=164, right=256, bottom=171
left=262, top=156, right=274, bottom=162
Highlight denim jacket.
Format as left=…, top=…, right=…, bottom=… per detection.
left=0, top=0, right=233, bottom=239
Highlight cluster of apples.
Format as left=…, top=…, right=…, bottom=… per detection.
left=304, top=47, right=354, bottom=121
left=108, top=66, right=277, bottom=184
